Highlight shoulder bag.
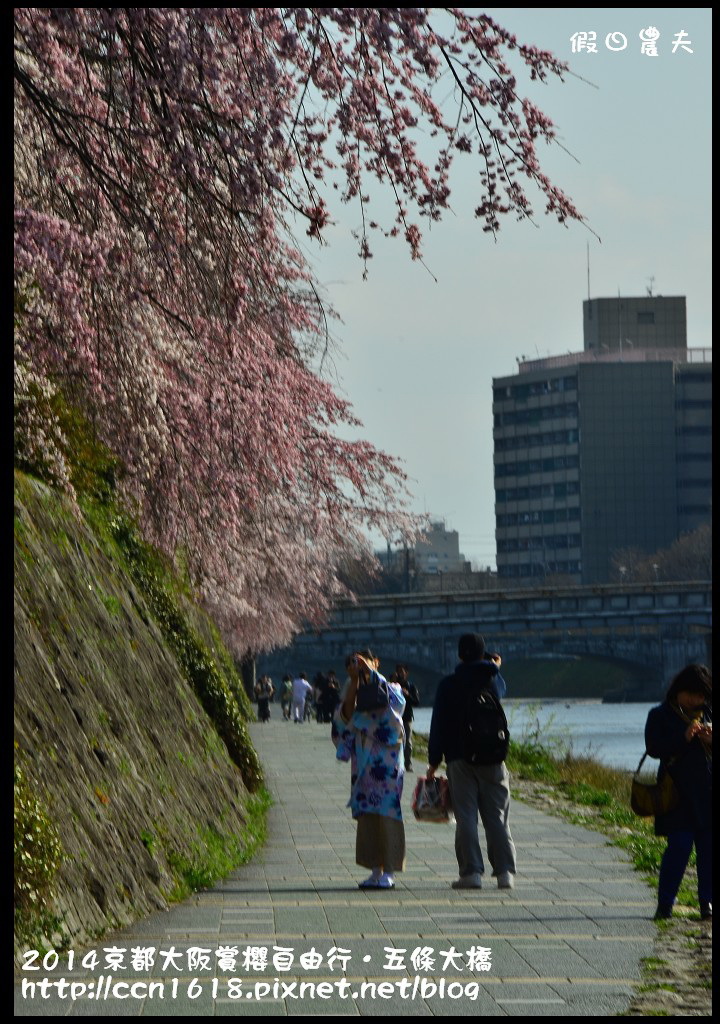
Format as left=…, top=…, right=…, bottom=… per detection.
left=630, top=752, right=679, bottom=817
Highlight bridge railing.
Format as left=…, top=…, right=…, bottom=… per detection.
left=333, top=580, right=711, bottom=611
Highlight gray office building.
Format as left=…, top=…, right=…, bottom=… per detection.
left=583, top=295, right=687, bottom=353
left=493, top=296, right=711, bottom=584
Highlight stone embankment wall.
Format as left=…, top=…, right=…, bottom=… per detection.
left=14, top=473, right=258, bottom=957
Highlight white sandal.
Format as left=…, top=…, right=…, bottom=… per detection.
left=358, top=874, right=381, bottom=889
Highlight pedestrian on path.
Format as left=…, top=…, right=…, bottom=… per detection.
left=332, top=650, right=406, bottom=890
left=280, top=674, right=293, bottom=719
left=291, top=672, right=313, bottom=723
left=254, top=674, right=274, bottom=723
left=313, top=671, right=329, bottom=722
left=427, top=633, right=516, bottom=891
left=645, top=663, right=712, bottom=921
left=394, top=664, right=420, bottom=771
left=323, top=669, right=341, bottom=723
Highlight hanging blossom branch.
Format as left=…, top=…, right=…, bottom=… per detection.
left=14, top=9, right=584, bottom=651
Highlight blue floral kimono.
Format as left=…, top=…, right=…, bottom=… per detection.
left=332, top=674, right=406, bottom=822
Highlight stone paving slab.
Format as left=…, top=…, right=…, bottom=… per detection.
left=15, top=717, right=657, bottom=1016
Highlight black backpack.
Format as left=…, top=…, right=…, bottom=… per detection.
left=464, top=684, right=510, bottom=765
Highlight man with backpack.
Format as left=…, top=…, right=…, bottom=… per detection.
left=426, top=633, right=516, bottom=890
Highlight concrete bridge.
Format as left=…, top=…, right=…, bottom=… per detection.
left=258, top=581, right=711, bottom=697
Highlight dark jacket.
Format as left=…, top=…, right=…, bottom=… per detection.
left=428, top=660, right=506, bottom=768
left=644, top=700, right=712, bottom=836
left=401, top=681, right=420, bottom=724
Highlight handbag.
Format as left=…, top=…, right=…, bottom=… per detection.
left=630, top=752, right=679, bottom=817
left=355, top=670, right=390, bottom=713
left=412, top=775, right=454, bottom=823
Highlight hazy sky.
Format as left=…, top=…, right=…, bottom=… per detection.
left=303, top=8, right=712, bottom=569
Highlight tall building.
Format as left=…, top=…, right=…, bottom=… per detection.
left=493, top=296, right=711, bottom=584
left=583, top=295, right=687, bottom=353
left=414, top=520, right=468, bottom=574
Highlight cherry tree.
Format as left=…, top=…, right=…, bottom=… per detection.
left=14, top=9, right=583, bottom=650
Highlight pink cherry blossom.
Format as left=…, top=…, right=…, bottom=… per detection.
left=14, top=9, right=582, bottom=651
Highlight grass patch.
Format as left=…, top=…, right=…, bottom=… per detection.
left=140, top=830, right=157, bottom=855
left=507, top=740, right=562, bottom=783
left=565, top=782, right=612, bottom=806
left=99, top=591, right=121, bottom=616
left=164, top=789, right=272, bottom=900
left=641, top=957, right=669, bottom=970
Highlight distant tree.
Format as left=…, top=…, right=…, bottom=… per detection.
left=332, top=550, right=381, bottom=597
left=611, top=523, right=712, bottom=583
left=657, top=522, right=712, bottom=582
left=14, top=9, right=584, bottom=650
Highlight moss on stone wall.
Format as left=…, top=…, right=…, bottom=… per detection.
left=83, top=500, right=262, bottom=791
left=14, top=755, right=65, bottom=949
left=14, top=471, right=267, bottom=959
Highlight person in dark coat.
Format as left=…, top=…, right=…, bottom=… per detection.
left=313, top=671, right=329, bottom=722
left=427, top=633, right=516, bottom=890
left=324, top=669, right=341, bottom=721
left=644, top=663, right=712, bottom=920
left=254, top=675, right=274, bottom=723
left=394, top=664, right=420, bottom=771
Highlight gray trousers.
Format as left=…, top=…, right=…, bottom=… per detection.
left=403, top=721, right=413, bottom=768
left=446, top=760, right=517, bottom=878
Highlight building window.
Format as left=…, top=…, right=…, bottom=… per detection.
left=678, top=372, right=711, bottom=384
left=677, top=426, right=712, bottom=436
left=637, top=311, right=655, bottom=325
left=676, top=399, right=712, bottom=410
left=677, top=479, right=712, bottom=488
left=676, top=453, right=711, bottom=463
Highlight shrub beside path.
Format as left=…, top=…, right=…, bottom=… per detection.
left=16, top=717, right=676, bottom=1016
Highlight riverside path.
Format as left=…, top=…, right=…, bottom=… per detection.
left=16, top=717, right=657, bottom=1016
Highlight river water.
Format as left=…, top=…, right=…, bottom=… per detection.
left=411, top=700, right=657, bottom=772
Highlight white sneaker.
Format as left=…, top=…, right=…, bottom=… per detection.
left=377, top=873, right=395, bottom=889
left=451, top=873, right=483, bottom=889
left=497, top=871, right=514, bottom=889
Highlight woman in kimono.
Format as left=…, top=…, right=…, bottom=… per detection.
left=333, top=650, right=406, bottom=889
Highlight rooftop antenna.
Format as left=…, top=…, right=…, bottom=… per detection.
left=646, top=275, right=655, bottom=296
left=586, top=242, right=591, bottom=300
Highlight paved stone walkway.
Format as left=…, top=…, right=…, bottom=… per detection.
left=16, top=717, right=657, bottom=1016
